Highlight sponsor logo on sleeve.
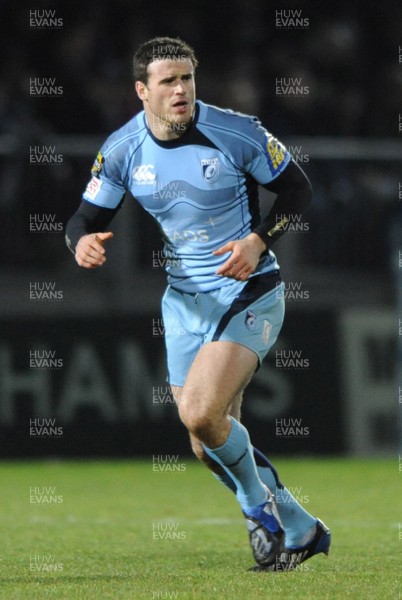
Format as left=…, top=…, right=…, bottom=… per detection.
left=91, top=151, right=104, bottom=176
left=265, top=134, right=287, bottom=174
left=85, top=177, right=103, bottom=200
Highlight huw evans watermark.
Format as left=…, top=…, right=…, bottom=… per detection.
left=152, top=318, right=186, bottom=337
left=30, top=418, right=63, bottom=438
left=29, top=486, right=63, bottom=504
left=275, top=9, right=309, bottom=29
left=276, top=281, right=310, bottom=301
left=275, top=418, right=310, bottom=438
left=152, top=250, right=182, bottom=269
left=29, top=214, right=63, bottom=233
left=274, top=213, right=309, bottom=233
left=152, top=44, right=189, bottom=63
left=29, top=282, right=63, bottom=301
left=275, top=350, right=310, bottom=370
left=29, top=554, right=63, bottom=572
left=29, top=350, right=63, bottom=370
left=152, top=455, right=186, bottom=472
left=29, top=10, right=63, bottom=29
left=276, top=77, right=309, bottom=97
left=29, top=78, right=63, bottom=97
left=152, top=386, right=175, bottom=405
left=30, top=146, right=63, bottom=165
left=151, top=591, right=179, bottom=599
left=276, top=486, right=309, bottom=504
left=152, top=522, right=186, bottom=540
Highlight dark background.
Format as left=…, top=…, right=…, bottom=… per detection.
left=0, top=0, right=400, bottom=457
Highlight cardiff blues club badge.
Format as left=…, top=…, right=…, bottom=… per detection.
left=245, top=310, right=257, bottom=331
left=201, top=158, right=220, bottom=183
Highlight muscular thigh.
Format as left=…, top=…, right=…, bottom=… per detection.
left=180, top=340, right=257, bottom=422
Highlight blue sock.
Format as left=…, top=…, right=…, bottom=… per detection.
left=209, top=445, right=316, bottom=548
left=253, top=448, right=316, bottom=547
left=210, top=470, right=237, bottom=493
left=203, top=417, right=267, bottom=512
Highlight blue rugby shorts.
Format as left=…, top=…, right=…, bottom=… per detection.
left=161, top=270, right=285, bottom=386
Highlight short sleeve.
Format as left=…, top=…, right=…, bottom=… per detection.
left=243, top=118, right=291, bottom=185
left=82, top=147, right=126, bottom=209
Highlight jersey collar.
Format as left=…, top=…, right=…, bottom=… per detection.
left=144, top=102, right=201, bottom=148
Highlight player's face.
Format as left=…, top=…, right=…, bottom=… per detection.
left=136, top=58, right=196, bottom=140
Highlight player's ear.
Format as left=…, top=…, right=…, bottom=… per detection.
left=136, top=80, right=148, bottom=102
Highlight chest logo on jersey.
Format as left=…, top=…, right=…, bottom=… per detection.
left=132, top=164, right=156, bottom=184
left=201, top=158, right=220, bottom=183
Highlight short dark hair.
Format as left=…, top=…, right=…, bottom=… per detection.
left=133, top=36, right=198, bottom=84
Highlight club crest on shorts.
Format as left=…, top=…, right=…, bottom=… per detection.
left=245, top=310, right=257, bottom=331
left=262, top=320, right=272, bottom=346
left=201, top=158, right=220, bottom=183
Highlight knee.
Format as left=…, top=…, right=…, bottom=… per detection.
left=178, top=399, right=214, bottom=439
left=190, top=437, right=206, bottom=461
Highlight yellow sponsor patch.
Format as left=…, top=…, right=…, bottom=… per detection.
left=91, top=151, right=104, bottom=176
left=266, top=135, right=286, bottom=171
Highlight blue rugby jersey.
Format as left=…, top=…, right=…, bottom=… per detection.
left=83, top=100, right=291, bottom=293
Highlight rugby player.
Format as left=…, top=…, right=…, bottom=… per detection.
left=65, top=36, right=330, bottom=570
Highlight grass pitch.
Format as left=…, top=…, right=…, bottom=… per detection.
left=0, top=458, right=400, bottom=599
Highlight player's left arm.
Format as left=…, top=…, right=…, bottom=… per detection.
left=253, top=159, right=312, bottom=250
left=215, top=160, right=312, bottom=280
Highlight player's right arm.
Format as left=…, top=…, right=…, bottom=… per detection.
left=65, top=199, right=122, bottom=268
left=65, top=143, right=127, bottom=268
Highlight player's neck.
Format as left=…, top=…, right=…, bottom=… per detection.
left=144, top=108, right=194, bottom=141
